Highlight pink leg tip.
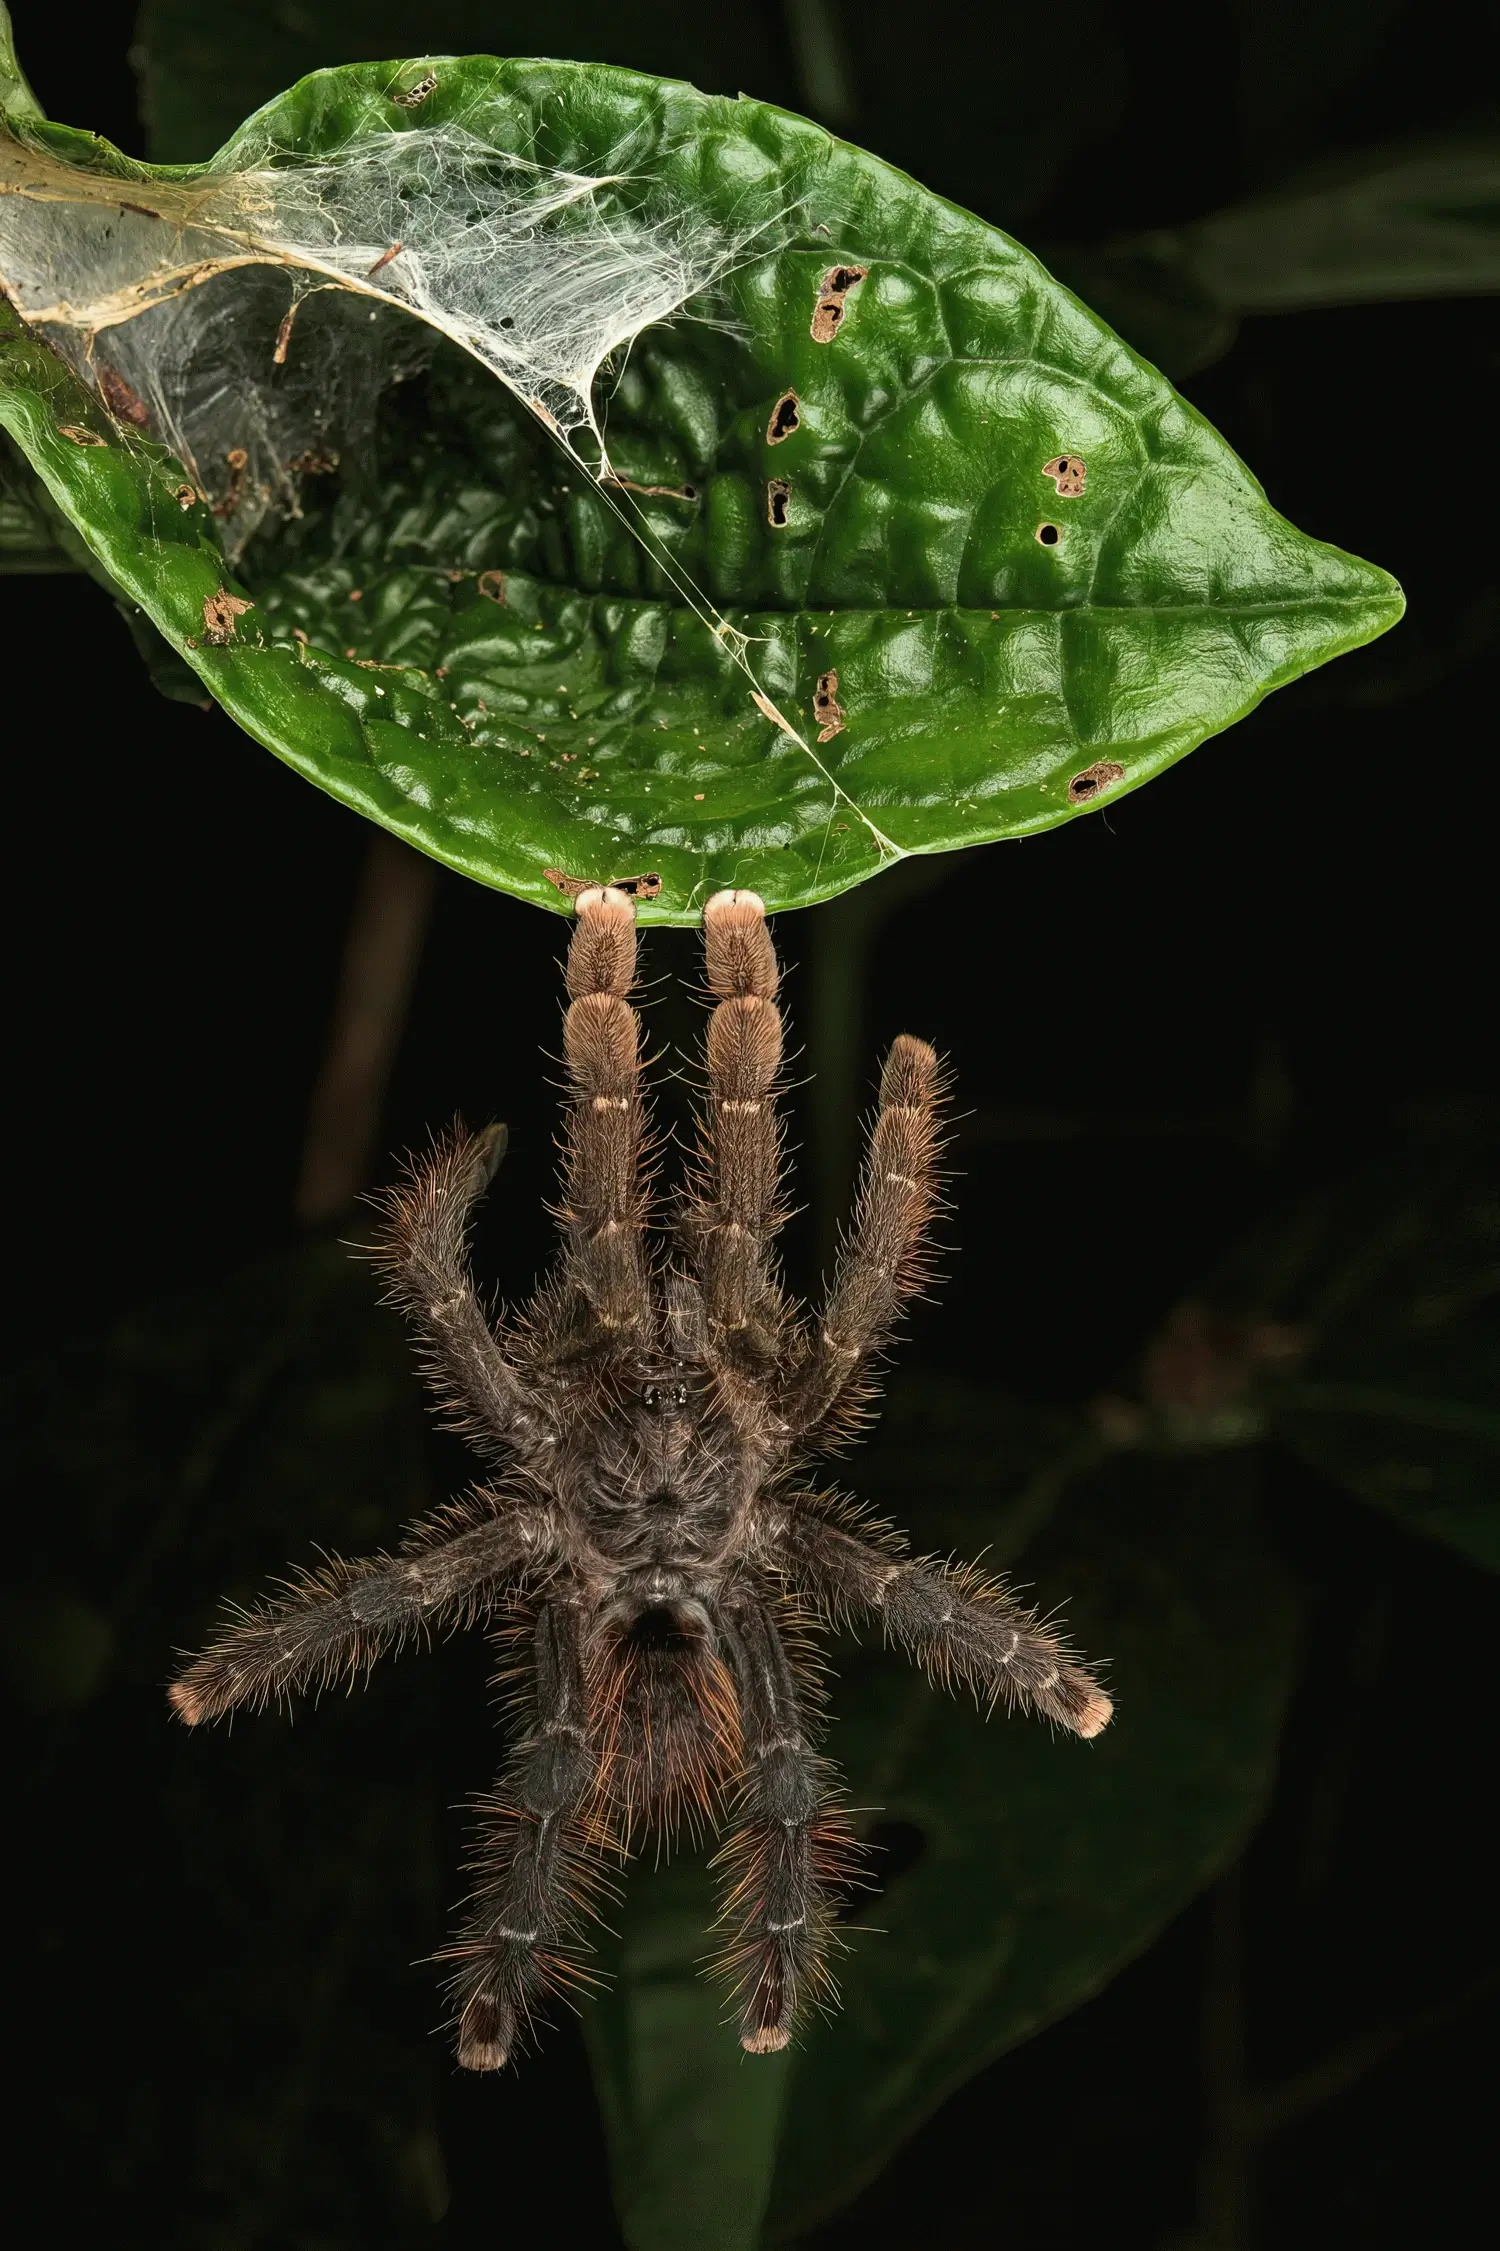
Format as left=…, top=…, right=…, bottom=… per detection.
left=167, top=1679, right=204, bottom=1725
left=705, top=888, right=766, bottom=920
left=741, top=2024, right=792, bottom=2055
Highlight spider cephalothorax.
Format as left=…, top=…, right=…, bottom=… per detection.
left=170, top=886, right=1111, bottom=2065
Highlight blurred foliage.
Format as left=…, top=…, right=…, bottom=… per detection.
left=1156, top=1148, right=1500, bottom=1572
left=1055, top=140, right=1500, bottom=377
left=5, top=1247, right=453, bottom=2244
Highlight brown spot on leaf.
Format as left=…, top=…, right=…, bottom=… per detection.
left=767, top=477, right=792, bottom=528
left=477, top=570, right=507, bottom=604
left=96, top=364, right=148, bottom=429
left=202, top=588, right=253, bottom=646
left=1043, top=454, right=1087, bottom=498
left=173, top=483, right=198, bottom=509
left=810, top=263, right=867, bottom=343
left=813, top=669, right=846, bottom=743
left=57, top=424, right=106, bottom=447
left=544, top=867, right=663, bottom=901
left=766, top=390, right=800, bottom=444
left=1036, top=522, right=1062, bottom=547
left=391, top=69, right=439, bottom=108
left=1067, top=759, right=1125, bottom=805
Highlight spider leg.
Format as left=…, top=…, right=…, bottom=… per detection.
left=530, top=885, right=654, bottom=1357
left=780, top=1033, right=946, bottom=1444
left=679, top=889, right=790, bottom=1371
left=372, top=1121, right=542, bottom=1455
left=773, top=1502, right=1112, bottom=1737
left=713, top=1596, right=853, bottom=2053
left=446, top=1596, right=606, bottom=2069
left=167, top=1500, right=554, bottom=1725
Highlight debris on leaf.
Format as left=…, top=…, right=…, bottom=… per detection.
left=57, top=424, right=106, bottom=446
left=96, top=364, right=148, bottom=427
left=211, top=447, right=249, bottom=521
left=604, top=474, right=699, bottom=501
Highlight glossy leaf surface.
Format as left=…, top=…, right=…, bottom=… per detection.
left=0, top=39, right=1400, bottom=918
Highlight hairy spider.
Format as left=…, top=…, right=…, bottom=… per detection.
left=170, top=886, right=1111, bottom=2066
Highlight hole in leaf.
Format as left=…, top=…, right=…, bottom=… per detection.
left=813, top=668, right=846, bottom=742
left=1036, top=521, right=1062, bottom=546
left=1067, top=759, right=1125, bottom=805
left=810, top=262, right=868, bottom=343
left=767, top=477, right=792, bottom=528
left=766, top=389, right=801, bottom=444
left=391, top=70, right=439, bottom=110
left=1042, top=453, right=1087, bottom=497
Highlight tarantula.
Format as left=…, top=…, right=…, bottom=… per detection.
left=170, top=886, right=1111, bottom=2065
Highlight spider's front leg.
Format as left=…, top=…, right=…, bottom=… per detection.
left=445, top=1596, right=606, bottom=2069
left=169, top=1502, right=553, bottom=1724
left=372, top=1120, right=541, bottom=1456
left=714, top=1597, right=854, bottom=2053
left=531, top=884, right=655, bottom=1353
left=774, top=1503, right=1113, bottom=1738
left=680, top=889, right=791, bottom=1368
left=782, top=1030, right=947, bottom=1445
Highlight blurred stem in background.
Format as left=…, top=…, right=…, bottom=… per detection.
left=783, top=0, right=858, bottom=131
left=295, top=834, right=440, bottom=1227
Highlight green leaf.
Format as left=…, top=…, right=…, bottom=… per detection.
left=0, top=43, right=1401, bottom=919
left=0, top=1, right=42, bottom=127
left=0, top=428, right=75, bottom=570
left=586, top=1446, right=1302, bottom=2245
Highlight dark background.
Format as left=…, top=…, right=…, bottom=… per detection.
left=4, top=4, right=1496, bottom=2244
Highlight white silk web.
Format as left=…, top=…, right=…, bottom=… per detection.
left=0, top=114, right=901, bottom=864
left=0, top=118, right=747, bottom=542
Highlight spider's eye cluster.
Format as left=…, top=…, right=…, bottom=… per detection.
left=641, top=1380, right=691, bottom=1416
